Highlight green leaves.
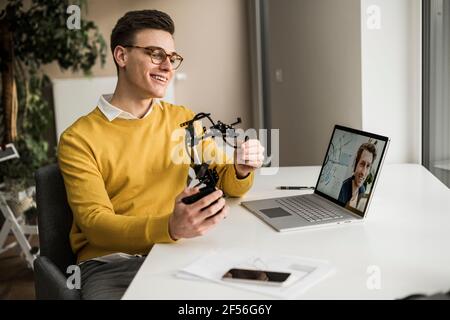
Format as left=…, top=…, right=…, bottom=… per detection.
left=0, top=0, right=106, bottom=187
left=3, top=0, right=106, bottom=73
left=0, top=71, right=54, bottom=187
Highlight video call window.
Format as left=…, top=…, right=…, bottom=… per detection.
left=316, top=128, right=387, bottom=216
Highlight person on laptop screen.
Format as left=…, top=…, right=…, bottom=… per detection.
left=338, top=142, right=377, bottom=209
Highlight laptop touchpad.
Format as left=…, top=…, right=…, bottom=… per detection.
left=260, top=207, right=292, bottom=218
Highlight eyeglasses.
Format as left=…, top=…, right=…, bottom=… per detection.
left=123, top=45, right=184, bottom=70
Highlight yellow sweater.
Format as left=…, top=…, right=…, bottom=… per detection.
left=58, top=102, right=253, bottom=263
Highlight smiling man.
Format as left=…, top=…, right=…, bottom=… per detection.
left=58, top=10, right=264, bottom=299
left=338, top=143, right=377, bottom=209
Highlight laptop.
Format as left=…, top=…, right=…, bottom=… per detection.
left=241, top=125, right=390, bottom=232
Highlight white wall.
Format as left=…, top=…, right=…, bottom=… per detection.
left=361, top=0, right=422, bottom=164
left=52, top=76, right=175, bottom=141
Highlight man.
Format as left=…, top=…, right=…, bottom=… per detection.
left=338, top=143, right=377, bottom=209
left=58, top=10, right=264, bottom=299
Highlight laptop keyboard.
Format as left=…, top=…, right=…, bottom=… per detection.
left=275, top=195, right=344, bottom=223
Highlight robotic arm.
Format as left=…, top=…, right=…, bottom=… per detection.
left=179, top=113, right=242, bottom=205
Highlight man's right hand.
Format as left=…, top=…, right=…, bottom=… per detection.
left=168, top=187, right=229, bottom=240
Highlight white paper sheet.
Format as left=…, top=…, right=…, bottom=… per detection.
left=176, top=249, right=335, bottom=299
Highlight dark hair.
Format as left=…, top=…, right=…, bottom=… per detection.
left=354, top=143, right=377, bottom=171
left=110, top=10, right=175, bottom=70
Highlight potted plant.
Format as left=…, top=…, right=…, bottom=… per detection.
left=0, top=0, right=106, bottom=217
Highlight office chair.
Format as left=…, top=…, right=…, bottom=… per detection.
left=34, top=163, right=81, bottom=300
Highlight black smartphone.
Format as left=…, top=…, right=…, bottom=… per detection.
left=221, top=268, right=296, bottom=287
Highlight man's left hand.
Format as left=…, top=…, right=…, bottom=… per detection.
left=234, top=139, right=265, bottom=178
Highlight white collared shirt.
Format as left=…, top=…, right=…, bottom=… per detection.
left=97, top=94, right=163, bottom=121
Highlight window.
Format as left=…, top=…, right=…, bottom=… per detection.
left=423, top=0, right=450, bottom=187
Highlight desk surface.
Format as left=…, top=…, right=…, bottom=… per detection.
left=123, top=164, right=450, bottom=300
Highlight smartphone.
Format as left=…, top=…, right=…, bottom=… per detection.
left=221, top=268, right=296, bottom=287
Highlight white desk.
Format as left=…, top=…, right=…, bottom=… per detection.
left=123, top=164, right=450, bottom=299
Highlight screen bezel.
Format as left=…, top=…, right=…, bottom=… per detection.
left=314, top=125, right=389, bottom=218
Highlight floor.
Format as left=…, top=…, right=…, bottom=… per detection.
left=0, top=235, right=37, bottom=300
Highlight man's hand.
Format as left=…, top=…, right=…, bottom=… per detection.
left=169, top=187, right=229, bottom=240
left=234, top=139, right=265, bottom=178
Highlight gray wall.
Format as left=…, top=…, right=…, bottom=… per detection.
left=266, top=0, right=362, bottom=166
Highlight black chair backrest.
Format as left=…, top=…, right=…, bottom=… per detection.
left=35, top=163, right=76, bottom=273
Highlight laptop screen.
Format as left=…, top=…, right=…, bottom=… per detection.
left=315, top=125, right=389, bottom=217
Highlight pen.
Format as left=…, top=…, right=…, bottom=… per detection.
left=276, top=186, right=315, bottom=190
